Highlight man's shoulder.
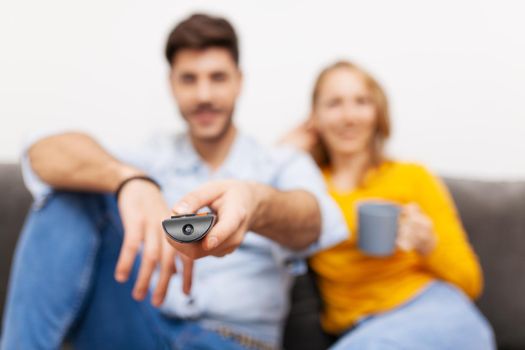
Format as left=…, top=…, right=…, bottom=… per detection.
left=133, top=130, right=189, bottom=159
left=237, top=133, right=308, bottom=161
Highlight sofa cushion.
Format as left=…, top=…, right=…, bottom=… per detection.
left=445, top=178, right=525, bottom=350
left=0, top=164, right=32, bottom=330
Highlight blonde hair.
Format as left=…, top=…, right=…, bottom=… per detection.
left=311, top=60, right=391, bottom=169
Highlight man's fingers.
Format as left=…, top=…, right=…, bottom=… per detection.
left=152, top=244, right=176, bottom=306
left=202, top=205, right=245, bottom=251
left=182, top=256, right=194, bottom=295
left=132, top=227, right=160, bottom=301
left=172, top=181, right=229, bottom=214
left=210, top=244, right=237, bottom=258
left=208, top=225, right=245, bottom=257
left=115, top=220, right=143, bottom=282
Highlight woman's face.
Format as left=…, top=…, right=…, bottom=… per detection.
left=313, top=68, right=377, bottom=159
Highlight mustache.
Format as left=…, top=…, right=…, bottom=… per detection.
left=189, top=103, right=223, bottom=115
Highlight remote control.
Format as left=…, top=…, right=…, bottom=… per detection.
left=162, top=212, right=216, bottom=243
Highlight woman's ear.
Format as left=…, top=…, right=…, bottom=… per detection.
left=308, top=111, right=320, bottom=131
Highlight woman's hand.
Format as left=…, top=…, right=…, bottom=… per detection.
left=278, top=118, right=319, bottom=153
left=396, top=203, right=437, bottom=256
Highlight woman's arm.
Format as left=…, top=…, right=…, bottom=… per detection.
left=410, top=165, right=483, bottom=299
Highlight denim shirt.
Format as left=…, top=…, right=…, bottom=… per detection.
left=21, top=131, right=348, bottom=346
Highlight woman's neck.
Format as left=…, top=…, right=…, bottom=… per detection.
left=328, top=150, right=372, bottom=192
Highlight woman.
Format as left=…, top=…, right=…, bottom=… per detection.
left=282, top=61, right=495, bottom=349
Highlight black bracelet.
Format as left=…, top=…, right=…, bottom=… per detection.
left=115, top=175, right=161, bottom=201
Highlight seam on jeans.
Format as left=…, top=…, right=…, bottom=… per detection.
left=173, top=324, right=248, bottom=350
left=60, top=233, right=100, bottom=342
left=100, top=196, right=170, bottom=347
left=106, top=212, right=124, bottom=236
left=173, top=324, right=195, bottom=349
left=95, top=195, right=111, bottom=231
left=137, top=303, right=175, bottom=347
left=56, top=201, right=102, bottom=344
left=103, top=195, right=126, bottom=238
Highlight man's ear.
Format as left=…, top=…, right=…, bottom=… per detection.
left=168, top=69, right=178, bottom=100
left=235, top=68, right=243, bottom=97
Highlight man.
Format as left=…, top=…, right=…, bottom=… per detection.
left=1, top=13, right=346, bottom=350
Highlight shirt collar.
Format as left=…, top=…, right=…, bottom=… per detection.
left=173, top=131, right=252, bottom=177
left=220, top=132, right=251, bottom=178
left=173, top=133, right=202, bottom=173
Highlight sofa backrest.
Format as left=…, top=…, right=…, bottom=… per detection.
left=445, top=178, right=525, bottom=349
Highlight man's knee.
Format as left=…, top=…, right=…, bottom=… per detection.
left=33, top=191, right=107, bottom=221
left=15, top=191, right=113, bottom=257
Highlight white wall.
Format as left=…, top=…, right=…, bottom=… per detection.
left=1, top=0, right=524, bottom=179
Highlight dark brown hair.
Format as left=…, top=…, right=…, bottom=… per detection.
left=165, top=13, right=239, bottom=66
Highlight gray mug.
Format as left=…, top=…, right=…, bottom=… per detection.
left=357, top=201, right=401, bottom=257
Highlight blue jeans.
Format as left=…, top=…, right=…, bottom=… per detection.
left=330, top=281, right=495, bottom=350
left=1, top=192, right=247, bottom=350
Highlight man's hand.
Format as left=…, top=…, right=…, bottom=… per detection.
left=115, top=179, right=193, bottom=306
left=26, top=132, right=194, bottom=305
left=396, top=203, right=437, bottom=256
left=167, top=180, right=260, bottom=259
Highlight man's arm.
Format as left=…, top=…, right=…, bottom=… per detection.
left=27, top=131, right=192, bottom=306
left=168, top=180, right=321, bottom=260
left=28, top=132, right=140, bottom=192
left=249, top=183, right=320, bottom=250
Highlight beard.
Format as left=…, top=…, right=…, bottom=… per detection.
left=180, top=102, right=236, bottom=143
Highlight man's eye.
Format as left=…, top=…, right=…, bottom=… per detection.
left=180, top=75, right=196, bottom=84
left=211, top=73, right=227, bottom=82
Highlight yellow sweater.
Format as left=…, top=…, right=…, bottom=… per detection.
left=310, top=161, right=483, bottom=334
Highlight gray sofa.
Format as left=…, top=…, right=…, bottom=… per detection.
left=1, top=163, right=524, bottom=349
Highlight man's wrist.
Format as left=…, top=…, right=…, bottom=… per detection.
left=115, top=175, right=161, bottom=200
left=111, top=163, right=157, bottom=199
left=248, top=182, right=276, bottom=231
left=113, top=164, right=143, bottom=189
